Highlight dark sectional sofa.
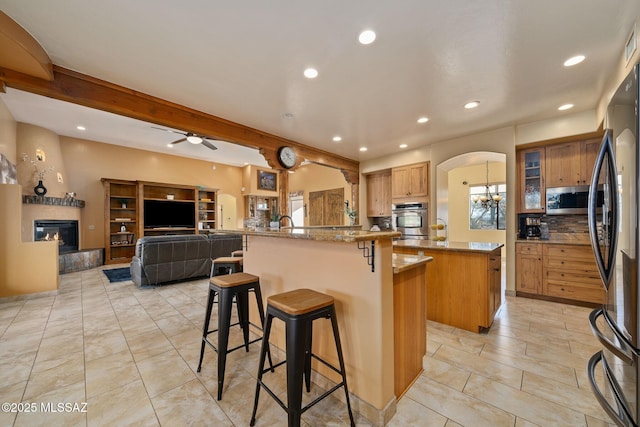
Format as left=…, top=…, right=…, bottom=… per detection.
left=130, top=233, right=242, bottom=287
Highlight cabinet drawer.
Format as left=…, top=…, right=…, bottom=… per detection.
left=545, top=257, right=598, bottom=273
left=544, top=245, right=594, bottom=261
left=543, top=282, right=605, bottom=304
left=516, top=243, right=541, bottom=255
left=546, top=270, right=601, bottom=286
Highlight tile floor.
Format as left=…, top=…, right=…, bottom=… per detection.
left=0, top=265, right=614, bottom=426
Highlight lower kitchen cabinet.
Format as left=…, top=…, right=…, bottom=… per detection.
left=516, top=243, right=542, bottom=294
left=516, top=242, right=604, bottom=305
left=394, top=244, right=502, bottom=333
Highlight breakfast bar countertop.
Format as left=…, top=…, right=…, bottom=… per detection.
left=394, top=239, right=503, bottom=253
left=214, top=228, right=401, bottom=242
left=392, top=252, right=433, bottom=274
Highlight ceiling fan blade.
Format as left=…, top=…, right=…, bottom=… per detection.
left=170, top=138, right=187, bottom=145
left=151, top=126, right=187, bottom=136
left=201, top=139, right=218, bottom=151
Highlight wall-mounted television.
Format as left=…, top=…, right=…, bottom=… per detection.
left=144, top=200, right=196, bottom=228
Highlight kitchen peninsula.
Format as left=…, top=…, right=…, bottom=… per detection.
left=218, top=228, right=431, bottom=425
left=394, top=240, right=503, bottom=333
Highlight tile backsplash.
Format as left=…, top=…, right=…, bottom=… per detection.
left=542, top=214, right=589, bottom=236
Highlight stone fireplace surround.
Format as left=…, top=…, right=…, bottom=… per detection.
left=23, top=195, right=103, bottom=273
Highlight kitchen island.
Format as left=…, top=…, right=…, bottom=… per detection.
left=217, top=228, right=431, bottom=426
left=394, top=240, right=503, bottom=333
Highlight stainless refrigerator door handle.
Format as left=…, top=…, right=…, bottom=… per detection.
left=588, top=129, right=619, bottom=289
left=588, top=351, right=635, bottom=427
left=589, top=307, right=635, bottom=365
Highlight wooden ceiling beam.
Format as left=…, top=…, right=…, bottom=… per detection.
left=0, top=65, right=359, bottom=182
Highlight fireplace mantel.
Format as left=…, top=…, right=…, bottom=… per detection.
left=22, top=195, right=85, bottom=208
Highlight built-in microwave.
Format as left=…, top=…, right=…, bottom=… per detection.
left=546, top=185, right=604, bottom=215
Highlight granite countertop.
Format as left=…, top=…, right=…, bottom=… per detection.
left=516, top=233, right=592, bottom=245
left=394, top=239, right=503, bottom=253
left=214, top=228, right=401, bottom=242
left=392, top=253, right=433, bottom=274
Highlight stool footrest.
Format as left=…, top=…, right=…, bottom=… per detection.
left=202, top=336, right=262, bottom=355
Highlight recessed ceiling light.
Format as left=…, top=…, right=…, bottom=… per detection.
left=167, top=144, right=173, bottom=148
left=417, top=117, right=429, bottom=124
left=358, top=30, right=376, bottom=45
left=76, top=125, right=86, bottom=131
left=359, top=147, right=368, bottom=152
left=564, top=55, right=585, bottom=67
left=558, top=103, right=574, bottom=111
left=282, top=112, right=294, bottom=119
left=464, top=101, right=480, bottom=109
left=332, top=136, right=342, bottom=142
left=399, top=144, right=408, bottom=149
left=304, top=68, right=318, bottom=79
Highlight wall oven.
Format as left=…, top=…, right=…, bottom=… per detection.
left=392, top=202, right=429, bottom=239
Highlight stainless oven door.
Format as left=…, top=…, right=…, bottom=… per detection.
left=393, top=209, right=428, bottom=239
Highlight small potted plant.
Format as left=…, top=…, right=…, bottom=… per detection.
left=345, top=201, right=358, bottom=226
left=119, top=199, right=128, bottom=209
left=270, top=212, right=281, bottom=229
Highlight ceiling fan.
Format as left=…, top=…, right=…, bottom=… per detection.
left=152, top=126, right=218, bottom=151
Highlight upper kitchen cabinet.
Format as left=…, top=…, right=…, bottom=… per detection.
left=517, top=148, right=546, bottom=213
left=392, top=162, right=429, bottom=200
left=366, top=170, right=392, bottom=217
left=546, top=138, right=602, bottom=187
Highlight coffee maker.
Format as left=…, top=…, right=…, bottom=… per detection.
left=520, top=216, right=541, bottom=239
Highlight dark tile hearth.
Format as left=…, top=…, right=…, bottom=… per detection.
left=58, top=248, right=104, bottom=274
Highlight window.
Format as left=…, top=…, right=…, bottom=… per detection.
left=469, top=184, right=506, bottom=229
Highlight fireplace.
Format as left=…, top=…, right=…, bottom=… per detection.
left=34, top=220, right=79, bottom=254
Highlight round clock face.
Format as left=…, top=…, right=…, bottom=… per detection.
left=278, top=146, right=297, bottom=169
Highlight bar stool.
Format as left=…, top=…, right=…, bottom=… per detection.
left=197, top=272, right=272, bottom=400
left=210, top=256, right=243, bottom=276
left=250, top=288, right=355, bottom=427
left=231, top=249, right=243, bottom=257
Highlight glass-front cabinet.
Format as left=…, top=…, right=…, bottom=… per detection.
left=518, top=148, right=546, bottom=213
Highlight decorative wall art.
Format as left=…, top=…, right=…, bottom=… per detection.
left=0, top=153, right=17, bottom=184
left=257, top=170, right=277, bottom=191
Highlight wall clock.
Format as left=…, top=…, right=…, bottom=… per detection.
left=277, top=146, right=297, bottom=169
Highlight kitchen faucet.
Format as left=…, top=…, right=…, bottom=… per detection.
left=279, top=215, right=295, bottom=228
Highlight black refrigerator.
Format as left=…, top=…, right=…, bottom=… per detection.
left=588, top=63, right=639, bottom=426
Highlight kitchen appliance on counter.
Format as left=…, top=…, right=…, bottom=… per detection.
left=518, top=215, right=542, bottom=239
left=546, top=185, right=604, bottom=215
left=392, top=202, right=429, bottom=239
left=587, top=63, right=639, bottom=426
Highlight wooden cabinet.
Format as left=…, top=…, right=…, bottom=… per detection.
left=516, top=242, right=604, bottom=304
left=581, top=138, right=602, bottom=184
left=102, top=179, right=138, bottom=264
left=546, top=138, right=602, bottom=187
left=543, top=244, right=604, bottom=304
left=517, top=148, right=546, bottom=212
left=139, top=181, right=198, bottom=237
left=366, top=170, right=391, bottom=217
left=198, top=188, right=218, bottom=231
left=392, top=162, right=429, bottom=199
left=394, top=245, right=502, bottom=332
left=244, top=195, right=278, bottom=226
left=516, top=243, right=543, bottom=294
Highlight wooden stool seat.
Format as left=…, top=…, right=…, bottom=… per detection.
left=210, top=272, right=258, bottom=288
left=231, top=250, right=244, bottom=257
left=211, top=256, right=243, bottom=276
left=267, top=288, right=334, bottom=315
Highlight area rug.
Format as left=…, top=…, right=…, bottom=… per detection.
left=103, top=267, right=132, bottom=283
